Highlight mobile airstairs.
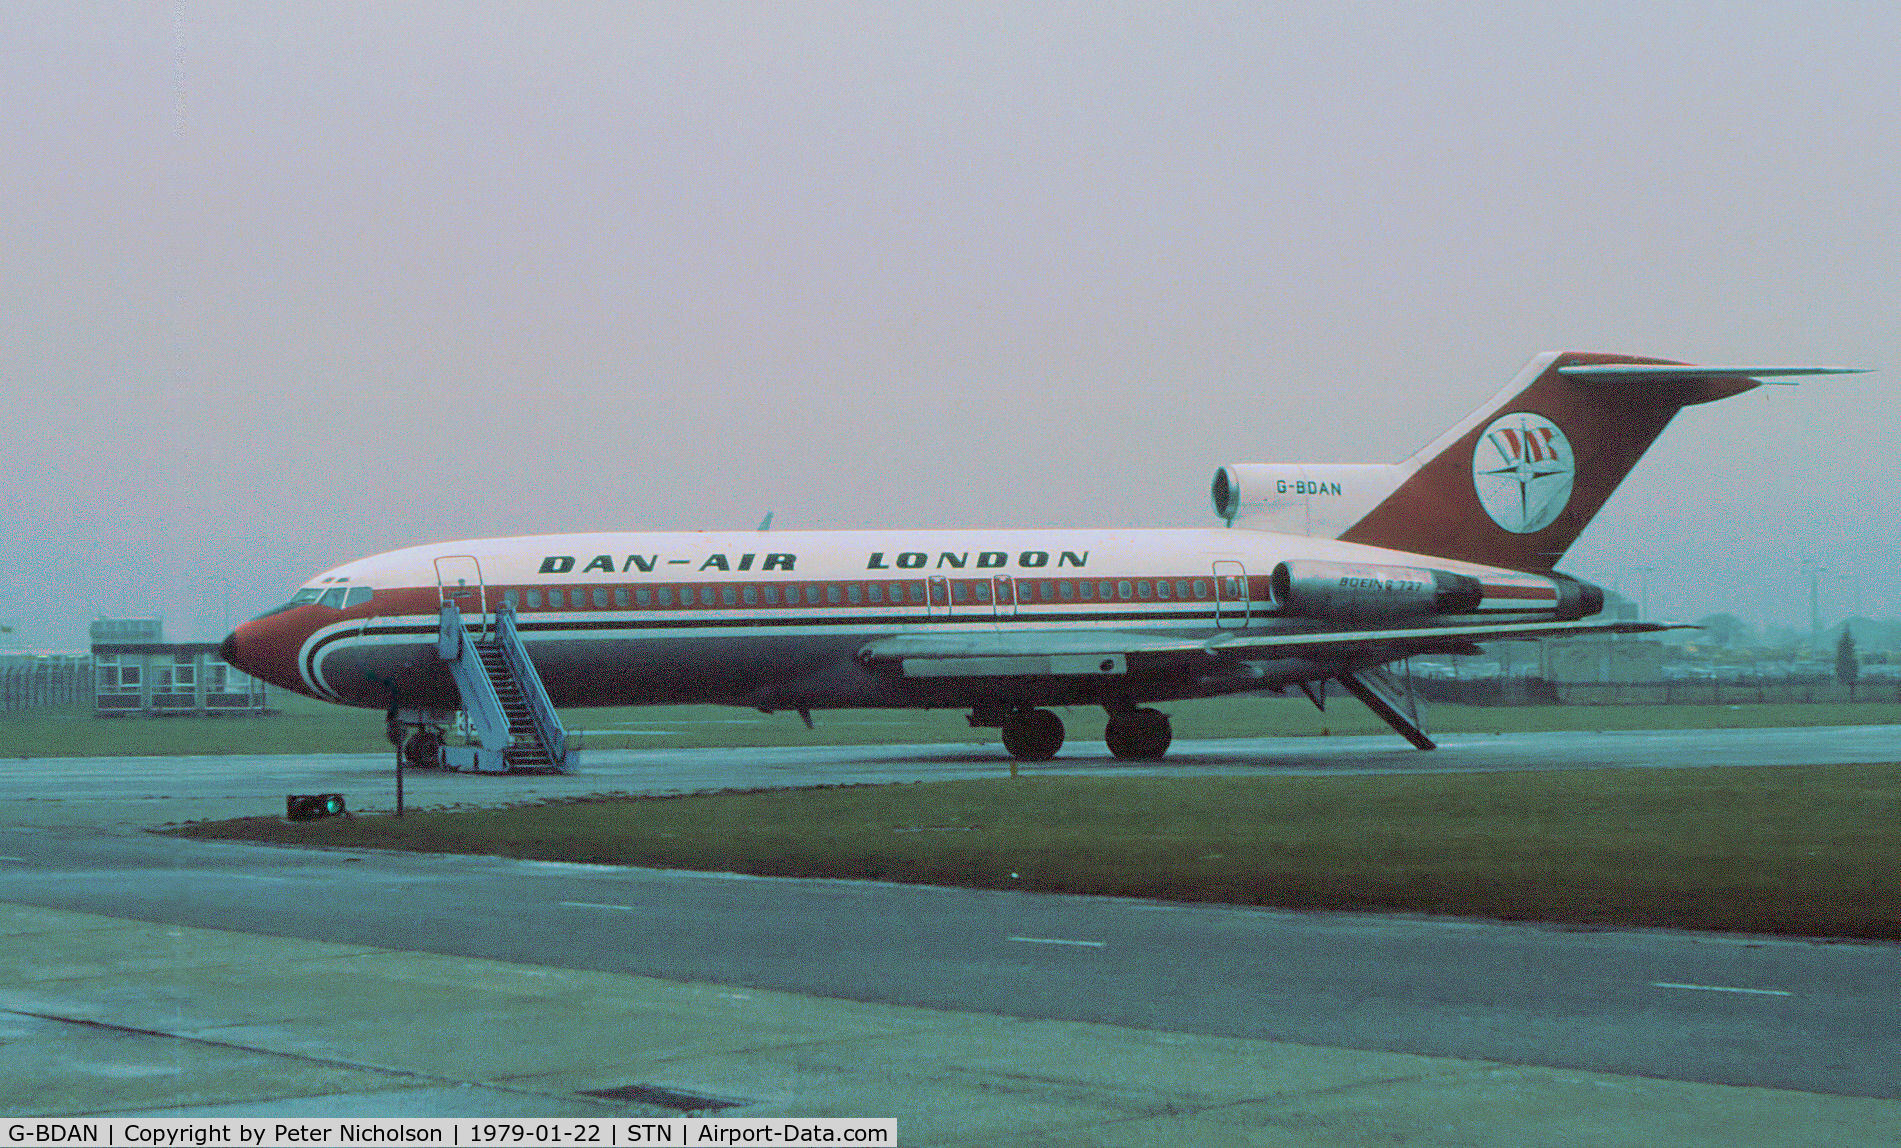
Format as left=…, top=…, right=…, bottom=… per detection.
left=433, top=600, right=575, bottom=773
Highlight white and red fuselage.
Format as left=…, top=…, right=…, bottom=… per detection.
left=226, top=527, right=1589, bottom=715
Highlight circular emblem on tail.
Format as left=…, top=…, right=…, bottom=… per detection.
left=1472, top=412, right=1573, bottom=534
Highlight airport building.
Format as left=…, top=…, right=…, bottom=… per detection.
left=89, top=618, right=268, bottom=717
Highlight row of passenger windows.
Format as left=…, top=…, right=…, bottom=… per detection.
left=503, top=578, right=1229, bottom=611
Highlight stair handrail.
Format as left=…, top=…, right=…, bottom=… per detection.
left=494, top=603, right=567, bottom=765
left=436, top=602, right=511, bottom=752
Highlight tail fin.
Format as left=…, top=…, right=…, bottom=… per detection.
left=1334, top=351, right=1862, bottom=572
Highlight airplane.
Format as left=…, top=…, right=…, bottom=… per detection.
left=222, top=351, right=1862, bottom=770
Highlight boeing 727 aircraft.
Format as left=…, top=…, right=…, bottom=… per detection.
left=222, top=351, right=1861, bottom=770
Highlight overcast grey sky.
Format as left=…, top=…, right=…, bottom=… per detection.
left=2, top=2, right=1894, bottom=646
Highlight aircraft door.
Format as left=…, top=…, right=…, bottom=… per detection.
left=927, top=575, right=951, bottom=619
left=434, top=555, right=488, bottom=637
left=992, top=575, right=1016, bottom=621
left=1213, top=560, right=1249, bottom=629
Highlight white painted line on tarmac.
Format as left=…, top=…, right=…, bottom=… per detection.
left=0, top=856, right=25, bottom=863
left=1651, top=981, right=1792, bottom=997
left=1008, top=935, right=1106, bottom=948
left=561, top=901, right=638, bottom=912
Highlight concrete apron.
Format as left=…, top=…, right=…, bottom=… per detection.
left=3, top=903, right=1897, bottom=1146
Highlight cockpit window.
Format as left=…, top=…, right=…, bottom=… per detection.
left=319, top=588, right=346, bottom=609
left=290, top=588, right=323, bottom=606
left=344, top=587, right=373, bottom=608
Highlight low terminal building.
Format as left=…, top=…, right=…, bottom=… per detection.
left=89, top=618, right=268, bottom=717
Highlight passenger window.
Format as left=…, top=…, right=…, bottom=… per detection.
left=701, top=586, right=717, bottom=607
left=952, top=582, right=969, bottom=604
left=526, top=589, right=542, bottom=609
left=345, top=587, right=374, bottom=608
left=615, top=588, right=630, bottom=608
left=1118, top=580, right=1133, bottom=600
left=593, top=588, right=610, bottom=608
left=1078, top=582, right=1093, bottom=601
left=1136, top=581, right=1151, bottom=600
left=1177, top=580, right=1191, bottom=599
left=1099, top=581, right=1115, bottom=599
left=1060, top=581, right=1075, bottom=601
left=319, top=588, right=346, bottom=609
left=764, top=585, right=779, bottom=605
left=867, top=584, right=883, bottom=604
left=1194, top=580, right=1211, bottom=600
left=916, top=582, right=932, bottom=605
left=548, top=589, right=565, bottom=609
left=657, top=587, right=673, bottom=607
left=807, top=586, right=822, bottom=605
left=1155, top=580, right=1171, bottom=600
left=974, top=581, right=990, bottom=603
left=743, top=585, right=758, bottom=605
left=722, top=586, right=737, bottom=606
left=636, top=588, right=651, bottom=607
left=826, top=585, right=842, bottom=605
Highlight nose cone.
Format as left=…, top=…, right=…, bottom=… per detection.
left=221, top=614, right=307, bottom=695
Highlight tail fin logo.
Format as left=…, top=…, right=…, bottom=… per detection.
left=1472, top=412, right=1574, bottom=534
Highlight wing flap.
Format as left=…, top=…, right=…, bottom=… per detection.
left=860, top=619, right=1682, bottom=672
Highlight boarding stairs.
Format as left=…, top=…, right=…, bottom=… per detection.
left=435, top=601, right=574, bottom=773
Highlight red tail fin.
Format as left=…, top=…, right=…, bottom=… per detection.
left=1337, top=351, right=1850, bottom=572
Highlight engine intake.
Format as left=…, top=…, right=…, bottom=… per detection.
left=1271, top=560, right=1484, bottom=622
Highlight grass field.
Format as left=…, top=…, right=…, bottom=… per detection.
left=6, top=692, right=1900, bottom=757
left=174, top=763, right=1901, bottom=939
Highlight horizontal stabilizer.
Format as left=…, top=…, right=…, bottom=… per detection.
left=1557, top=364, right=1867, bottom=383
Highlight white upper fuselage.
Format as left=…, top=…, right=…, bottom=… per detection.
left=232, top=526, right=1573, bottom=713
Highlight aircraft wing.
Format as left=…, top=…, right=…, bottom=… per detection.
left=858, top=618, right=1681, bottom=678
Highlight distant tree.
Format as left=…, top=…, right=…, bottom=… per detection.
left=1836, top=630, right=1859, bottom=688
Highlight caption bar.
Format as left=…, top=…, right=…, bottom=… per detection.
left=1, top=1119, right=896, bottom=1147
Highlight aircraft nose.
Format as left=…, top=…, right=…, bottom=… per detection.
left=220, top=615, right=304, bottom=694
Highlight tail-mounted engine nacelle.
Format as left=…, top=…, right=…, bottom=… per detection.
left=1271, top=560, right=1484, bottom=622
left=1548, top=572, right=1606, bottom=621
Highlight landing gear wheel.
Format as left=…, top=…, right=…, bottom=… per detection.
left=1104, top=708, right=1172, bottom=760
left=1001, top=708, right=1065, bottom=761
left=403, top=728, right=443, bottom=769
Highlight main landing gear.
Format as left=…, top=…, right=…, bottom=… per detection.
left=975, top=704, right=1173, bottom=762
left=1103, top=706, right=1172, bottom=761
left=999, top=707, right=1065, bottom=761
